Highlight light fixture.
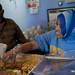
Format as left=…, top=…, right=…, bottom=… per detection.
left=58, top=0, right=64, bottom=6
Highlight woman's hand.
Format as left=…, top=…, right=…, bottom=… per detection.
left=50, top=46, right=64, bottom=56
left=57, top=48, right=64, bottom=56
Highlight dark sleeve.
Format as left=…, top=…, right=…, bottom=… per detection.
left=15, top=25, right=29, bottom=44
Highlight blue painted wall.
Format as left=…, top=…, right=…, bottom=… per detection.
left=0, top=0, right=75, bottom=31
left=25, top=0, right=75, bottom=30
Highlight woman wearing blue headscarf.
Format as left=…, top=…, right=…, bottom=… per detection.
left=5, top=10, right=75, bottom=57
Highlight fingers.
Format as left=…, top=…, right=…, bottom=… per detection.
left=59, top=50, right=64, bottom=57
left=3, top=50, right=15, bottom=61
left=50, top=48, right=64, bottom=56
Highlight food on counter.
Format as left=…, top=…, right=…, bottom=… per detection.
left=21, top=54, right=43, bottom=74
left=0, top=54, right=43, bottom=75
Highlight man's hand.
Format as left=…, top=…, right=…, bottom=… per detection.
left=4, top=49, right=16, bottom=61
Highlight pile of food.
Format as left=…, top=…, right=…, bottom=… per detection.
left=21, top=54, right=43, bottom=75
left=0, top=54, right=43, bottom=75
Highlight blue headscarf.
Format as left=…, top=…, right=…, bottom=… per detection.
left=57, top=13, right=66, bottom=36
left=57, top=10, right=75, bottom=38
left=63, top=10, right=75, bottom=38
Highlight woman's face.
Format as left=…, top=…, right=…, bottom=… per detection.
left=55, top=21, right=63, bottom=38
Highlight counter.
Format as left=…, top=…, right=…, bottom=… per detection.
left=0, top=54, right=43, bottom=75
left=0, top=53, right=75, bottom=75
left=29, top=57, right=75, bottom=75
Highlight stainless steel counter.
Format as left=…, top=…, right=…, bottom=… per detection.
left=29, top=58, right=75, bottom=75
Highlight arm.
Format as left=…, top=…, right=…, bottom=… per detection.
left=13, top=40, right=38, bottom=53
left=5, top=31, right=51, bottom=57
left=5, top=40, right=39, bottom=56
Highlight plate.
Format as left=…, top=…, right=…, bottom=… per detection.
left=45, top=56, right=75, bottom=61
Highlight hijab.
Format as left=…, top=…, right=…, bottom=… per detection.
left=57, top=10, right=75, bottom=38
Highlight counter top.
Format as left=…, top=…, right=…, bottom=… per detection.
left=0, top=54, right=43, bottom=75
left=29, top=58, right=75, bottom=75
